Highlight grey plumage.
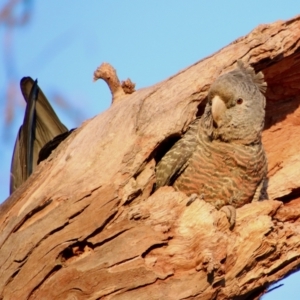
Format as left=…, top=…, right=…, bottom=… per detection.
left=155, top=61, right=268, bottom=210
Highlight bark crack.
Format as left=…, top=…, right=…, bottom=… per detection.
left=12, top=198, right=53, bottom=233
left=27, top=265, right=62, bottom=299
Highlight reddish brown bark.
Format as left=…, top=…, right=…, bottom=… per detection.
left=1, top=15, right=300, bottom=300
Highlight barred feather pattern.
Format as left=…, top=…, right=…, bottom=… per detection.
left=155, top=119, right=200, bottom=189
left=172, top=119, right=267, bottom=209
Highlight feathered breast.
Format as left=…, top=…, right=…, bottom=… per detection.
left=173, top=128, right=267, bottom=209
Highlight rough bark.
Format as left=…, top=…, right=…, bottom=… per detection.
left=1, top=15, right=300, bottom=300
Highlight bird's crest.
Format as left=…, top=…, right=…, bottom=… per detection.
left=236, top=60, right=267, bottom=94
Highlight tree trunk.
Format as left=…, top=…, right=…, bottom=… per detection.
left=1, top=15, right=300, bottom=300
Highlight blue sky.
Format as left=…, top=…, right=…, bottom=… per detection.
left=0, top=1, right=299, bottom=299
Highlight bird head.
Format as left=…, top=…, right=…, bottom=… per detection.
left=201, top=61, right=267, bottom=145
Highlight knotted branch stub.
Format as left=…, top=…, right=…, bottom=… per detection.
left=93, top=62, right=135, bottom=103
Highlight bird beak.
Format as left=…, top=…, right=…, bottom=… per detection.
left=211, top=95, right=226, bottom=127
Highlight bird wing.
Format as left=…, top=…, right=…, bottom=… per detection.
left=10, top=77, right=68, bottom=194
left=155, top=118, right=200, bottom=189
left=37, top=129, right=74, bottom=164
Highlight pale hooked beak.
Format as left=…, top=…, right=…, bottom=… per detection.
left=211, top=95, right=226, bottom=127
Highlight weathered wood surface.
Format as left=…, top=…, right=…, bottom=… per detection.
left=0, top=15, right=300, bottom=300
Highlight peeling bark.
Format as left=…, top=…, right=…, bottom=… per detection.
left=1, top=15, right=300, bottom=300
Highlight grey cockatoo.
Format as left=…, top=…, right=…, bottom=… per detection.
left=155, top=61, right=268, bottom=226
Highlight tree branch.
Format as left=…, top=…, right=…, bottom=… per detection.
left=1, top=15, right=300, bottom=300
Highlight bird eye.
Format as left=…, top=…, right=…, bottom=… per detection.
left=236, top=98, right=243, bottom=105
